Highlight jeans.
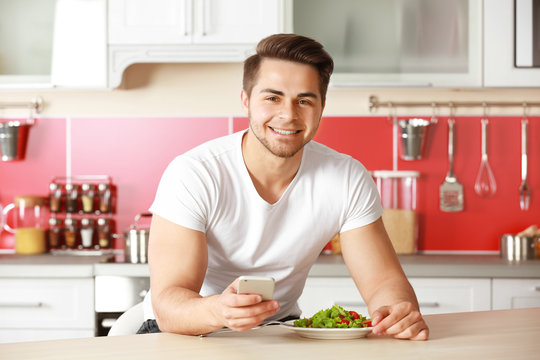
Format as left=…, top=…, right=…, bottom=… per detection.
left=135, top=315, right=298, bottom=335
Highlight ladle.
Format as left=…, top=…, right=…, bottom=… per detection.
left=474, top=118, right=497, bottom=197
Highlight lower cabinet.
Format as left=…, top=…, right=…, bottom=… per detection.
left=0, top=278, right=94, bottom=343
left=492, top=278, right=540, bottom=310
left=298, top=277, right=491, bottom=317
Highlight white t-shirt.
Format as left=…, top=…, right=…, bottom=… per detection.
left=144, top=129, right=383, bottom=321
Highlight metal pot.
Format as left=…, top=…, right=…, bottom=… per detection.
left=124, top=213, right=152, bottom=264
left=500, top=234, right=538, bottom=261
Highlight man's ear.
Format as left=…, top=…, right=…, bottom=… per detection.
left=240, top=89, right=249, bottom=114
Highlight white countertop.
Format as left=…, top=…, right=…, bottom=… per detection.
left=1, top=253, right=539, bottom=278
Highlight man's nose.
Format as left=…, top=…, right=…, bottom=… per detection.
left=278, top=100, right=297, bottom=119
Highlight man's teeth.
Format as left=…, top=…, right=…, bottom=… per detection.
left=272, top=127, right=298, bottom=135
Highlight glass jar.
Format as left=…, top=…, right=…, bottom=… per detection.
left=80, top=218, right=95, bottom=248
left=372, top=170, right=420, bottom=254
left=97, top=183, right=111, bottom=213
left=64, top=218, right=79, bottom=249
left=3, top=196, right=48, bottom=254
left=65, top=183, right=79, bottom=213
left=81, top=183, right=95, bottom=213
left=48, top=218, right=63, bottom=249
left=97, top=218, right=111, bottom=248
left=49, top=183, right=63, bottom=213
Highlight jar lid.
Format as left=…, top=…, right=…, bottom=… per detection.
left=97, top=218, right=110, bottom=226
left=81, top=183, right=94, bottom=191
left=49, top=218, right=63, bottom=226
left=372, top=170, right=420, bottom=179
left=64, top=218, right=78, bottom=226
left=14, top=196, right=46, bottom=207
left=65, top=183, right=79, bottom=191
left=81, top=218, right=94, bottom=226
left=49, top=183, right=60, bottom=190
left=98, top=183, right=109, bottom=191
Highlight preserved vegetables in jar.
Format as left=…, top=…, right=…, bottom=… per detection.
left=48, top=218, right=63, bottom=249
left=97, top=183, right=111, bottom=213
left=97, top=218, right=111, bottom=248
left=81, top=184, right=95, bottom=213
left=80, top=218, right=95, bottom=248
left=64, top=218, right=78, bottom=248
left=65, top=183, right=79, bottom=213
left=49, top=183, right=63, bottom=213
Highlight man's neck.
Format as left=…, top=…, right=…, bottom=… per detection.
left=241, top=131, right=303, bottom=204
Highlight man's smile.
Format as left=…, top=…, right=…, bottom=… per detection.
left=269, top=127, right=301, bottom=135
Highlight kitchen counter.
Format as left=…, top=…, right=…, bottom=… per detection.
left=1, top=307, right=539, bottom=359
left=1, top=253, right=539, bottom=278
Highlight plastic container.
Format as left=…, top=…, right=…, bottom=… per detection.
left=372, top=170, right=420, bottom=254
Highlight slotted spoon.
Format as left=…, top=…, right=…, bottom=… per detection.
left=440, top=117, right=463, bottom=212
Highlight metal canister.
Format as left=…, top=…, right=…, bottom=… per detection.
left=124, top=213, right=152, bottom=264
left=500, top=234, right=538, bottom=261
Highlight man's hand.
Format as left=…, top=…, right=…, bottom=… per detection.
left=370, top=301, right=429, bottom=340
left=213, top=278, right=280, bottom=332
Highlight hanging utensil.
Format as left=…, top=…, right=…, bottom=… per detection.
left=474, top=111, right=497, bottom=198
left=519, top=105, right=530, bottom=210
left=440, top=110, right=464, bottom=212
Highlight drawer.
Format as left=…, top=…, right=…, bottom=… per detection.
left=298, top=277, right=491, bottom=317
left=492, top=278, right=540, bottom=310
left=0, top=278, right=94, bottom=329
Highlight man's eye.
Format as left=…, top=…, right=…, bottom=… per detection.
left=299, top=99, right=311, bottom=105
left=267, top=96, right=278, bottom=102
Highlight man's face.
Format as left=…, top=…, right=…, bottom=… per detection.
left=241, top=58, right=324, bottom=159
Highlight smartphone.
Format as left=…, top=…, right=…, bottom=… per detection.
left=237, top=276, right=275, bottom=301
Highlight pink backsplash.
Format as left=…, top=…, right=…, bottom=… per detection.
left=1, top=115, right=538, bottom=252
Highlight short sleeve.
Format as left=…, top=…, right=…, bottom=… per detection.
left=340, top=160, right=383, bottom=233
left=149, top=156, right=210, bottom=233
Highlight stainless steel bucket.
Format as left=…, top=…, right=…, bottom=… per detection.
left=500, top=234, right=537, bottom=261
left=398, top=118, right=430, bottom=160
left=0, top=121, right=32, bottom=161
left=124, top=213, right=152, bottom=264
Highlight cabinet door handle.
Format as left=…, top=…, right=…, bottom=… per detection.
left=419, top=301, right=440, bottom=308
left=335, top=301, right=440, bottom=308
left=200, top=0, right=208, bottom=36
left=534, top=286, right=540, bottom=292
left=334, top=301, right=367, bottom=308
left=0, top=301, right=43, bottom=308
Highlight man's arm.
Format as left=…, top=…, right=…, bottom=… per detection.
left=339, top=217, right=429, bottom=340
left=148, top=215, right=280, bottom=335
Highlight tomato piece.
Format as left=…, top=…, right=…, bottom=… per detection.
left=339, top=318, right=350, bottom=325
left=362, top=320, right=372, bottom=327
left=349, top=311, right=360, bottom=320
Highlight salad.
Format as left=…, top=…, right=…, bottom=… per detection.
left=293, top=305, right=372, bottom=329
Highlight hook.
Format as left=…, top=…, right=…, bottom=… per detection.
left=430, top=102, right=439, bottom=124
left=387, top=102, right=397, bottom=124
left=448, top=102, right=456, bottom=119
left=482, top=102, right=488, bottom=119
left=522, top=102, right=529, bottom=120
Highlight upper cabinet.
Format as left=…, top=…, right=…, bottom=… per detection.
left=484, top=0, right=540, bottom=87
left=0, top=0, right=107, bottom=89
left=2, top=0, right=538, bottom=89
left=107, top=0, right=285, bottom=87
left=288, top=0, right=483, bottom=88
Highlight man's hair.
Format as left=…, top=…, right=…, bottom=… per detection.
left=243, top=33, right=334, bottom=105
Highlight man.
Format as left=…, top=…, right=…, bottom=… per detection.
left=141, top=33, right=429, bottom=340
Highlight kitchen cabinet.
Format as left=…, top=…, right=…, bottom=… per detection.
left=492, top=278, right=540, bottom=310
left=484, top=0, right=540, bottom=87
left=0, top=278, right=94, bottom=343
left=287, top=0, right=483, bottom=88
left=107, top=0, right=285, bottom=87
left=0, top=0, right=107, bottom=89
left=298, top=277, right=491, bottom=317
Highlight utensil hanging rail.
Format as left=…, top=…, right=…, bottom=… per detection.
left=369, top=95, right=540, bottom=113
left=0, top=97, right=43, bottom=114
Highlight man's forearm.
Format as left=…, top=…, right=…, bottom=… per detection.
left=365, top=275, right=419, bottom=315
left=152, top=286, right=222, bottom=336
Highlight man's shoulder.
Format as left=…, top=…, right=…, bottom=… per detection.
left=181, top=130, right=243, bottom=162
left=306, top=141, right=355, bottom=162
